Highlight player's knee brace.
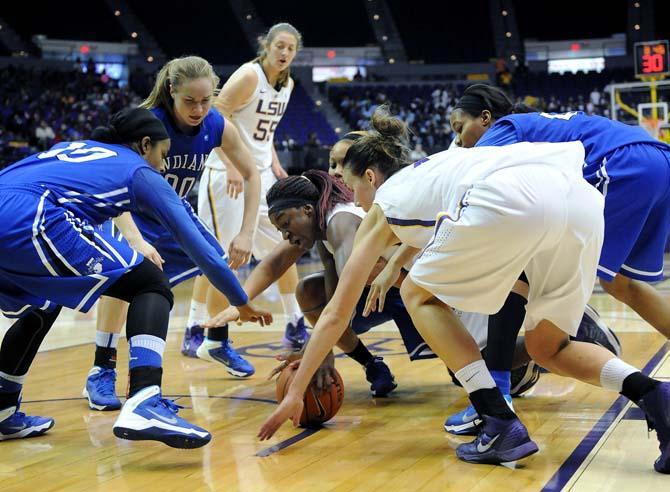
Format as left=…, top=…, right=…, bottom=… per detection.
left=103, top=259, right=174, bottom=309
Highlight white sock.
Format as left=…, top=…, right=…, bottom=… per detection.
left=455, top=360, right=497, bottom=394
left=95, top=331, right=120, bottom=349
left=600, top=358, right=638, bottom=392
left=280, top=293, right=302, bottom=324
left=187, top=300, right=208, bottom=328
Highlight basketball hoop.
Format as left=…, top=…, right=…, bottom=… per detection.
left=640, top=116, right=663, bottom=139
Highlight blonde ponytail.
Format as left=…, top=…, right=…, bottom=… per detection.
left=140, top=56, right=220, bottom=116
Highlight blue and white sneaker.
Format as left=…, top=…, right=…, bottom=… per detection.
left=444, top=394, right=513, bottom=436
left=365, top=357, right=397, bottom=397
left=638, top=381, right=670, bottom=473
left=0, top=402, right=54, bottom=441
left=456, top=414, right=538, bottom=464
left=181, top=326, right=205, bottom=358
left=282, top=316, right=310, bottom=350
left=196, top=339, right=255, bottom=377
left=83, top=367, right=121, bottom=411
left=112, top=385, right=211, bottom=449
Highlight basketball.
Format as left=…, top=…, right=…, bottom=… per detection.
left=276, top=365, right=344, bottom=428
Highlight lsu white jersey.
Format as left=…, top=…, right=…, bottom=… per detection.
left=322, top=203, right=365, bottom=255
left=373, top=141, right=585, bottom=249
left=206, top=62, right=293, bottom=172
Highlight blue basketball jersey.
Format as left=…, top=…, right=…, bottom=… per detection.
left=0, top=140, right=151, bottom=225
left=476, top=111, right=668, bottom=182
left=151, top=107, right=224, bottom=198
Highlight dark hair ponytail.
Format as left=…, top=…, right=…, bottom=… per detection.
left=343, top=105, right=411, bottom=179
left=266, top=170, right=353, bottom=233
left=91, top=107, right=169, bottom=147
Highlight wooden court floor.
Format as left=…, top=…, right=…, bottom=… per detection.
left=1, top=275, right=669, bottom=492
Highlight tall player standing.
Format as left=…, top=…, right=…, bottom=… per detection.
left=186, top=23, right=308, bottom=367
left=83, top=56, right=262, bottom=411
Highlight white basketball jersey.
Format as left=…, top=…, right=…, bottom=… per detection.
left=211, top=62, right=293, bottom=172
left=373, top=141, right=585, bottom=249
left=321, top=203, right=365, bottom=255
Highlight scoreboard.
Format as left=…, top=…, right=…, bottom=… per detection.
left=635, top=40, right=670, bottom=78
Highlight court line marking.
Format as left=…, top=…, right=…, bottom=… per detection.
left=20, top=394, right=277, bottom=405
left=255, top=427, right=321, bottom=457
left=540, top=341, right=669, bottom=492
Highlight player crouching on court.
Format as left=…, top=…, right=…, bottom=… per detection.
left=0, top=108, right=270, bottom=447
left=258, top=107, right=670, bottom=472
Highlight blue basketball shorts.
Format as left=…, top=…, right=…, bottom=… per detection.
left=0, top=188, right=142, bottom=318
left=108, top=198, right=225, bottom=287
left=591, top=143, right=670, bottom=282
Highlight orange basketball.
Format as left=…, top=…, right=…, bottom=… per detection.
left=276, top=365, right=344, bottom=428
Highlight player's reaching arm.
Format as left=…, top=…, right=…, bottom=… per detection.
left=219, top=120, right=261, bottom=269
left=131, top=166, right=271, bottom=324
left=258, top=205, right=398, bottom=439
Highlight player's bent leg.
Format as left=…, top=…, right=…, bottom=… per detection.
left=401, top=277, right=537, bottom=463
left=600, top=274, right=670, bottom=338
left=526, top=319, right=670, bottom=473
left=0, top=308, right=60, bottom=441
left=107, top=260, right=211, bottom=448
left=83, top=296, right=126, bottom=411
left=446, top=286, right=527, bottom=435
left=279, top=264, right=309, bottom=350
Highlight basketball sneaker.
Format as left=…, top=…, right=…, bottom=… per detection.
left=444, top=394, right=513, bottom=436
left=282, top=316, right=310, bottom=350
left=83, top=366, right=121, bottom=411
left=510, top=362, right=542, bottom=397
left=112, top=385, right=211, bottom=448
left=181, top=325, right=205, bottom=358
left=196, top=339, right=255, bottom=377
left=0, top=402, right=54, bottom=441
left=364, top=356, right=397, bottom=397
left=637, top=381, right=670, bottom=473
left=456, top=414, right=538, bottom=464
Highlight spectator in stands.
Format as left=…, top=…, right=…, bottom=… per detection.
left=304, top=131, right=322, bottom=169
left=410, top=142, right=427, bottom=161
left=35, top=120, right=55, bottom=149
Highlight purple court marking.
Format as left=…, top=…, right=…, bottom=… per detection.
left=541, top=342, right=669, bottom=492
left=255, top=427, right=321, bottom=457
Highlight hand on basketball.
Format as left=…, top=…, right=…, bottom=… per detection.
left=228, top=232, right=253, bottom=270
left=268, top=354, right=301, bottom=380
left=363, top=259, right=400, bottom=316
left=313, top=351, right=337, bottom=392
left=131, top=239, right=165, bottom=271
left=226, top=166, right=244, bottom=199
left=258, top=392, right=303, bottom=440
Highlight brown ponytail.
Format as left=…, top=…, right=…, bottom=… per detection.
left=343, top=105, right=411, bottom=179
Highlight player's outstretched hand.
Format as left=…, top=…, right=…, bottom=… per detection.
left=363, top=259, right=400, bottom=316
left=237, top=303, right=273, bottom=326
left=258, top=393, right=303, bottom=440
left=204, top=304, right=272, bottom=328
